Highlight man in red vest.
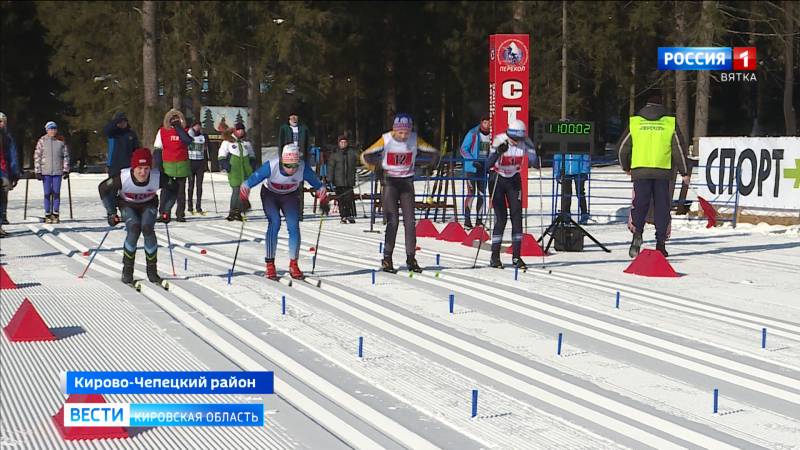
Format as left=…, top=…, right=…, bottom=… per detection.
left=153, top=109, right=192, bottom=222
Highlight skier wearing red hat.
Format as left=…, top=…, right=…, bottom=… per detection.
left=98, top=148, right=178, bottom=285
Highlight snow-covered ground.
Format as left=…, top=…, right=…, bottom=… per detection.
left=1, top=167, right=798, bottom=449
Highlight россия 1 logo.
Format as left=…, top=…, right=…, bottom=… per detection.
left=658, top=47, right=757, bottom=82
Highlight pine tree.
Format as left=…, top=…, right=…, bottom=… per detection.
left=202, top=108, right=214, bottom=133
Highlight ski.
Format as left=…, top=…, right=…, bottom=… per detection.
left=281, top=275, right=321, bottom=288
left=131, top=279, right=170, bottom=291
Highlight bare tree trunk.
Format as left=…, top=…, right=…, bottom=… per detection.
left=783, top=0, right=797, bottom=135
left=629, top=54, right=636, bottom=116
left=248, top=62, right=262, bottom=163
left=172, top=77, right=182, bottom=111
left=385, top=51, right=396, bottom=129
left=354, top=78, right=360, bottom=147
left=439, top=90, right=446, bottom=149
left=189, top=43, right=201, bottom=123
left=512, top=1, right=525, bottom=33
left=142, top=0, right=158, bottom=144
left=674, top=1, right=690, bottom=143
left=693, top=0, right=714, bottom=142
left=561, top=1, right=567, bottom=119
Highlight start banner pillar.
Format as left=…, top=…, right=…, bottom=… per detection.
left=489, top=34, right=530, bottom=207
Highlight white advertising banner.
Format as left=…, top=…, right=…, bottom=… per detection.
left=698, top=137, right=800, bottom=210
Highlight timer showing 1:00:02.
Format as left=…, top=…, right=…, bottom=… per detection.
left=546, top=122, right=592, bottom=135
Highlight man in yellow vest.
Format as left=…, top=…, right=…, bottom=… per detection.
left=618, top=95, right=690, bottom=258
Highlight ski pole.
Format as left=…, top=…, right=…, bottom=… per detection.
left=79, top=224, right=114, bottom=278
left=356, top=176, right=368, bottom=218
left=230, top=211, right=247, bottom=275
left=209, top=167, right=219, bottom=214
left=23, top=177, right=29, bottom=220
left=311, top=208, right=325, bottom=274
left=537, top=156, right=546, bottom=268
left=164, top=219, right=176, bottom=276
left=473, top=172, right=500, bottom=269
left=67, top=175, right=73, bottom=219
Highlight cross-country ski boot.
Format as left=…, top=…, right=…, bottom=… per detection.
left=52, top=213, right=60, bottom=224
left=464, top=217, right=474, bottom=230
left=122, top=250, right=135, bottom=285
left=381, top=257, right=397, bottom=274
left=629, top=232, right=643, bottom=258
left=656, top=241, right=669, bottom=257
left=406, top=256, right=423, bottom=273
left=289, top=259, right=305, bottom=280
left=265, top=259, right=278, bottom=280
left=489, top=248, right=504, bottom=269
left=512, top=257, right=527, bottom=271
left=145, top=251, right=162, bottom=284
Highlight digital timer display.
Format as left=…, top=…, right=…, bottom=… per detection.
left=545, top=122, right=592, bottom=135
left=534, top=120, right=595, bottom=155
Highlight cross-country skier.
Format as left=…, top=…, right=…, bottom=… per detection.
left=238, top=143, right=327, bottom=280
left=360, top=113, right=440, bottom=273
left=485, top=119, right=537, bottom=270
left=99, top=148, right=177, bottom=285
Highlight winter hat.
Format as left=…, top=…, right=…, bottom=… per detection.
left=392, top=113, right=413, bottom=132
left=234, top=122, right=245, bottom=130
left=337, top=134, right=348, bottom=143
left=130, top=148, right=153, bottom=169
left=506, top=119, right=527, bottom=140
left=0, top=112, right=6, bottom=122
left=281, top=143, right=301, bottom=165
left=45, top=121, right=58, bottom=130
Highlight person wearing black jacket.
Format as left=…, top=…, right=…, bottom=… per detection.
left=328, top=135, right=358, bottom=223
left=278, top=112, right=311, bottom=220
left=617, top=96, right=690, bottom=258
left=103, top=112, right=140, bottom=177
left=99, top=148, right=177, bottom=284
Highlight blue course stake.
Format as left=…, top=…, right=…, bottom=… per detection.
left=227, top=269, right=232, bottom=285
left=436, top=253, right=440, bottom=266
left=358, top=336, right=363, bottom=358
left=371, top=269, right=376, bottom=285
left=471, top=389, right=478, bottom=418
left=184, top=257, right=188, bottom=271
left=761, top=328, right=767, bottom=349
left=615, top=291, right=620, bottom=309
left=449, top=294, right=454, bottom=314
left=713, top=388, right=719, bottom=414
left=281, top=295, right=286, bottom=315
left=557, top=332, right=563, bottom=356
left=514, top=267, right=519, bottom=281
left=379, top=242, right=383, bottom=254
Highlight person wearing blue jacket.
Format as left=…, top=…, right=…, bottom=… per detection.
left=104, top=112, right=140, bottom=177
left=553, top=152, right=591, bottom=224
left=238, top=143, right=327, bottom=281
left=459, top=117, right=491, bottom=229
left=0, top=112, right=21, bottom=234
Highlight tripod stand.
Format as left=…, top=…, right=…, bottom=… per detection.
left=538, top=153, right=610, bottom=253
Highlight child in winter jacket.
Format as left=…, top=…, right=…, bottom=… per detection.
left=34, top=121, right=70, bottom=223
left=217, top=123, right=256, bottom=221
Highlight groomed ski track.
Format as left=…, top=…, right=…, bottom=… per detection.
left=10, top=214, right=797, bottom=449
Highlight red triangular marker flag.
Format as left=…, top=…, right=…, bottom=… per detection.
left=0, top=265, right=18, bottom=290
left=52, top=394, right=129, bottom=440
left=624, top=249, right=679, bottom=277
left=505, top=233, right=546, bottom=256
left=3, top=298, right=56, bottom=342
left=697, top=196, right=717, bottom=228
left=415, top=219, right=440, bottom=238
left=438, top=221, right=468, bottom=242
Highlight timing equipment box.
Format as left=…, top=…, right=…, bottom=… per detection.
left=554, top=224, right=584, bottom=252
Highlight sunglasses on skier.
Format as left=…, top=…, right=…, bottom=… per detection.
left=282, top=163, right=299, bottom=169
